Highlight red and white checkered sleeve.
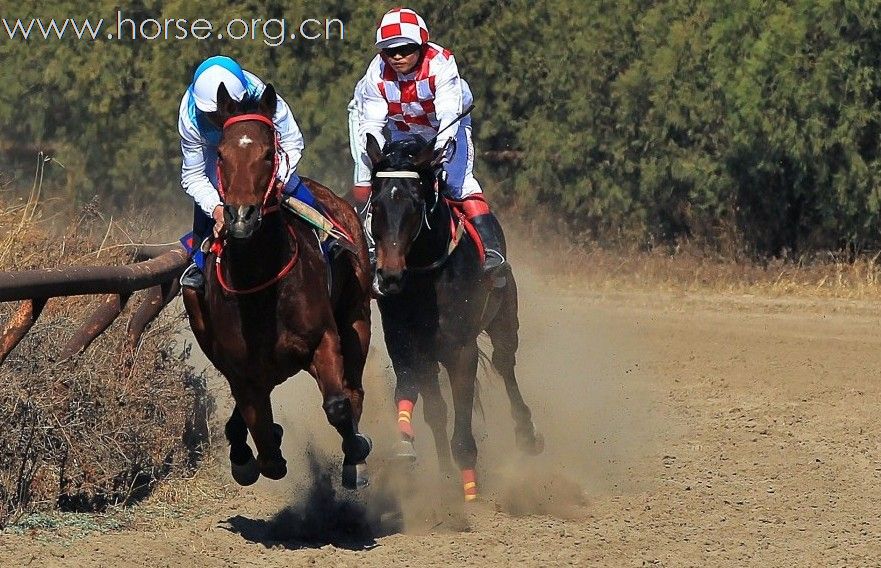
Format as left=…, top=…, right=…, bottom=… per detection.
left=431, top=54, right=464, bottom=150
left=357, top=58, right=389, bottom=157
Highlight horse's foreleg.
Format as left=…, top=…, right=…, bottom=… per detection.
left=486, top=277, right=544, bottom=455
left=310, top=330, right=372, bottom=489
left=225, top=406, right=259, bottom=486
left=233, top=387, right=287, bottom=480
left=441, top=340, right=480, bottom=501
left=380, top=308, right=422, bottom=451
left=338, top=309, right=370, bottom=426
left=182, top=287, right=213, bottom=359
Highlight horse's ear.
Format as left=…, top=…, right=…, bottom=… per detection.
left=213, top=82, right=237, bottom=126
left=258, top=83, right=277, bottom=118
left=366, top=133, right=384, bottom=166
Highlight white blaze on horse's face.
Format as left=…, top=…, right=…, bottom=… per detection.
left=391, top=186, right=398, bottom=199
left=238, top=135, right=253, bottom=148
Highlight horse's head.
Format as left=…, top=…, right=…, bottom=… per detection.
left=365, top=133, right=445, bottom=295
left=210, top=83, right=278, bottom=240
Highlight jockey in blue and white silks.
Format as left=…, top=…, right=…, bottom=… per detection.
left=177, top=55, right=315, bottom=287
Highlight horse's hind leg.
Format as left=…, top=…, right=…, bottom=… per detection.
left=441, top=340, right=480, bottom=501
left=225, top=406, right=260, bottom=486
left=485, top=275, right=544, bottom=455
left=311, top=330, right=372, bottom=489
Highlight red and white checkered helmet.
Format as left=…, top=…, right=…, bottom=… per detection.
left=375, top=8, right=429, bottom=49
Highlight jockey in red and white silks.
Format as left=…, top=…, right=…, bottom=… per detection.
left=348, top=46, right=480, bottom=199
left=348, top=8, right=505, bottom=272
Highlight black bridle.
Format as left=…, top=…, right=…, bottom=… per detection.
left=368, top=104, right=475, bottom=273
left=370, top=168, right=454, bottom=273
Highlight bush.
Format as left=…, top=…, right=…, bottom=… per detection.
left=0, top=196, right=211, bottom=527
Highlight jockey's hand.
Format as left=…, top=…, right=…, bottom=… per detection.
left=212, top=204, right=225, bottom=239
left=274, top=179, right=285, bottom=194
left=436, top=138, right=454, bottom=163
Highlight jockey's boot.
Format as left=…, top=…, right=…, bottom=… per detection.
left=457, top=195, right=507, bottom=285
left=470, top=212, right=507, bottom=284
left=180, top=229, right=210, bottom=293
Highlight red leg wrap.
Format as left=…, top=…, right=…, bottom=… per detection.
left=397, top=399, right=415, bottom=439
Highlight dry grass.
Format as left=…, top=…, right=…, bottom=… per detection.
left=508, top=213, right=881, bottom=301
left=0, top=179, right=213, bottom=529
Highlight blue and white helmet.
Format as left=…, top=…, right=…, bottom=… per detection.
left=189, top=56, right=248, bottom=113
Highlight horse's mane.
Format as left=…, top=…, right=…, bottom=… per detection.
left=227, top=92, right=264, bottom=117
left=382, top=136, right=431, bottom=171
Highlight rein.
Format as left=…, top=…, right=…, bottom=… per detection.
left=212, top=222, right=300, bottom=295
left=212, top=113, right=299, bottom=295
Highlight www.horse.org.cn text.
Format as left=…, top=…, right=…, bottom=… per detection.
left=0, top=12, right=346, bottom=46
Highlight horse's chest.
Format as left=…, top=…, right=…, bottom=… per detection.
left=208, top=295, right=326, bottom=376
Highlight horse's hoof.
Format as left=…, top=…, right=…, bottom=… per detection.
left=259, top=457, right=287, bottom=480
left=516, top=423, right=545, bottom=456
left=342, top=462, right=369, bottom=490
left=394, top=439, right=417, bottom=463
left=343, top=433, right=373, bottom=464
left=230, top=455, right=260, bottom=486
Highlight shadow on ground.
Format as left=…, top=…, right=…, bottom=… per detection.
left=220, top=449, right=403, bottom=551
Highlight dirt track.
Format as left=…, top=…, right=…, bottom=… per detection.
left=5, top=255, right=881, bottom=566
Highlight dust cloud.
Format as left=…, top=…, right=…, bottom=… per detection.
left=193, top=230, right=661, bottom=537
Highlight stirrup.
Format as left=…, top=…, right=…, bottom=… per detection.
left=325, top=239, right=342, bottom=261
left=483, top=249, right=507, bottom=288
left=179, top=262, right=205, bottom=291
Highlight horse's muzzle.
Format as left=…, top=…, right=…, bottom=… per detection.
left=224, top=204, right=262, bottom=240
left=374, top=267, right=405, bottom=296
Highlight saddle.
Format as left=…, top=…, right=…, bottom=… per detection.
left=280, top=195, right=358, bottom=259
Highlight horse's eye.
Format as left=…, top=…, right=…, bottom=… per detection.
left=216, top=150, right=223, bottom=161
left=264, top=150, right=274, bottom=162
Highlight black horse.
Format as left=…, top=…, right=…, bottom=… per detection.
left=363, top=133, right=543, bottom=501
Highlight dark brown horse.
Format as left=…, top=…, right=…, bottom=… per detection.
left=363, top=134, right=544, bottom=501
left=181, top=84, right=373, bottom=489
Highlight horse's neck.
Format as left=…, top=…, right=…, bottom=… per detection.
left=409, top=197, right=451, bottom=264
left=223, top=214, right=291, bottom=284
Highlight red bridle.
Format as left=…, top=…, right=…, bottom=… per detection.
left=215, top=113, right=284, bottom=211
left=212, top=113, right=299, bottom=295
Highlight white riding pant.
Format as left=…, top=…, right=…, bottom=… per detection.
left=348, top=98, right=482, bottom=200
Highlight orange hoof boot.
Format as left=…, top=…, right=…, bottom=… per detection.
left=462, top=469, right=478, bottom=502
